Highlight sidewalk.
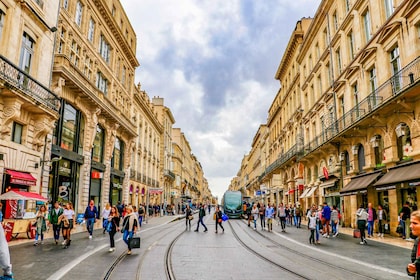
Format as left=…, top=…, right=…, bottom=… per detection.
left=7, top=213, right=185, bottom=247
left=300, top=218, right=413, bottom=250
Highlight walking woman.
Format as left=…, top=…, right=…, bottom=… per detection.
left=61, top=202, right=75, bottom=248
left=407, top=210, right=420, bottom=279
left=251, top=204, right=259, bottom=230
left=356, top=204, right=368, bottom=245
left=122, top=206, right=138, bottom=255
left=185, top=204, right=193, bottom=229
left=34, top=205, right=48, bottom=246
left=102, top=203, right=111, bottom=234
left=215, top=206, right=224, bottom=234
left=108, top=206, right=120, bottom=252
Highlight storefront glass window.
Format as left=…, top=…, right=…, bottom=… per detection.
left=78, top=114, right=85, bottom=155
left=377, top=190, right=390, bottom=215
left=92, top=125, right=104, bottom=162
left=61, top=104, right=77, bottom=151
left=357, top=145, right=365, bottom=172
left=401, top=186, right=417, bottom=210
left=113, top=138, right=121, bottom=170
left=396, top=124, right=412, bottom=161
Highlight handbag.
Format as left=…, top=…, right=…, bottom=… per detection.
left=106, top=221, right=113, bottom=232
left=353, top=229, right=361, bottom=238
left=218, top=218, right=222, bottom=223
left=129, top=237, right=141, bottom=249
left=213, top=213, right=216, bottom=220
left=222, top=213, right=229, bottom=221
left=396, top=224, right=403, bottom=234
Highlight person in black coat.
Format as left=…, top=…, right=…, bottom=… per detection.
left=185, top=204, right=193, bottom=229
left=407, top=210, right=420, bottom=279
left=215, top=205, right=224, bottom=234
left=194, top=204, right=208, bottom=232
left=107, top=206, right=121, bottom=252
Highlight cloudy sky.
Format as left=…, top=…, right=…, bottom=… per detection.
left=121, top=0, right=320, bottom=201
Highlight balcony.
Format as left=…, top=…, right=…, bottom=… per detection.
left=260, top=144, right=299, bottom=180
left=0, top=55, right=60, bottom=112
left=304, top=56, right=420, bottom=155
left=164, top=170, right=175, bottom=180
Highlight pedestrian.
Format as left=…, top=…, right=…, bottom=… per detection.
left=49, top=201, right=63, bottom=245
left=194, top=204, right=208, bottom=232
left=138, top=204, right=145, bottom=227
left=265, top=204, right=274, bottom=232
left=401, top=202, right=412, bottom=240
left=308, top=211, right=317, bottom=244
left=367, top=202, right=377, bottom=238
left=251, top=204, right=259, bottom=230
left=294, top=204, right=302, bottom=228
left=116, top=201, right=124, bottom=217
left=0, top=202, right=3, bottom=223
left=61, top=202, right=75, bottom=248
left=407, top=210, right=420, bottom=279
left=215, top=205, right=224, bottom=234
left=259, top=203, right=266, bottom=230
left=0, top=225, right=13, bottom=279
left=331, top=205, right=339, bottom=237
left=208, top=204, right=211, bottom=215
left=277, top=203, right=287, bottom=232
left=322, top=202, right=331, bottom=238
left=246, top=203, right=252, bottom=227
left=84, top=200, right=98, bottom=239
left=377, top=204, right=387, bottom=237
left=356, top=204, right=368, bottom=245
left=185, top=204, right=193, bottom=229
left=102, top=203, right=111, bottom=234
left=107, top=206, right=120, bottom=252
left=33, top=205, right=48, bottom=246
left=286, top=205, right=292, bottom=226
left=316, top=205, right=322, bottom=244
left=122, top=206, right=138, bottom=255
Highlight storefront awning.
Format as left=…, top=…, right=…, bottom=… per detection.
left=320, top=179, right=338, bottom=189
left=0, top=190, right=47, bottom=202
left=6, top=170, right=36, bottom=186
left=340, top=171, right=382, bottom=194
left=299, top=188, right=311, bottom=199
left=306, top=187, right=317, bottom=198
left=373, top=161, right=420, bottom=188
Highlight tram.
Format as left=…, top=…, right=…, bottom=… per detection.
left=222, top=191, right=243, bottom=218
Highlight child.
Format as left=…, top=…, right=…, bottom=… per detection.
left=308, top=212, right=317, bottom=244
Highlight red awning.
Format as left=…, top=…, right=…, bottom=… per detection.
left=0, top=190, right=47, bottom=202
left=6, top=170, right=37, bottom=186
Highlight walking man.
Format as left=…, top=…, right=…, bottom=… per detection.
left=194, top=204, right=208, bottom=232
left=322, top=202, right=331, bottom=238
left=265, top=204, right=275, bottom=232
left=49, top=201, right=63, bottom=245
left=84, top=200, right=98, bottom=239
left=277, top=203, right=287, bottom=232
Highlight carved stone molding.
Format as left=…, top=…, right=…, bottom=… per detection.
left=32, top=115, right=55, bottom=152
left=1, top=99, right=23, bottom=139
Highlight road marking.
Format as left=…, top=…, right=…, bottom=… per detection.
left=46, top=220, right=175, bottom=280
left=272, top=230, right=409, bottom=278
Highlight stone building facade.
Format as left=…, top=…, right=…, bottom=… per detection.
left=232, top=0, right=420, bottom=235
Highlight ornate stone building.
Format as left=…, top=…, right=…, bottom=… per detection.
left=0, top=0, right=60, bottom=216
left=232, top=0, right=420, bottom=235
left=50, top=0, right=138, bottom=212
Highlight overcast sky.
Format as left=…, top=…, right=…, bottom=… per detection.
left=121, top=0, right=320, bottom=202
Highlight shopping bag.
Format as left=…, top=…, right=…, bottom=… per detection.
left=353, top=229, right=361, bottom=238
left=222, top=213, right=229, bottom=221
left=129, top=237, right=141, bottom=249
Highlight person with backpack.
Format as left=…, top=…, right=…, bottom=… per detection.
left=138, top=204, right=145, bottom=227
left=294, top=204, right=302, bottom=228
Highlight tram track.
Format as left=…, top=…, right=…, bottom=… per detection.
left=235, top=219, right=377, bottom=280
left=228, top=220, right=311, bottom=280
left=102, top=217, right=187, bottom=280
left=164, top=230, right=185, bottom=280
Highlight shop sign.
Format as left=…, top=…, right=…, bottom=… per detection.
left=255, top=190, right=261, bottom=196
left=409, top=182, right=420, bottom=187
left=91, top=171, right=103, bottom=179
left=10, top=178, right=36, bottom=186
left=323, top=167, right=329, bottom=180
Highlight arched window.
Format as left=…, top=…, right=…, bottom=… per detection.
left=396, top=123, right=412, bottom=161
left=371, top=135, right=384, bottom=167
left=344, top=151, right=350, bottom=174
left=357, top=145, right=365, bottom=172
left=92, top=125, right=104, bottom=162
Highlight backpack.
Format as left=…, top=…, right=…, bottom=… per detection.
left=138, top=207, right=144, bottom=215
left=295, top=208, right=301, bottom=215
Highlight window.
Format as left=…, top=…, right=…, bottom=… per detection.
left=336, top=48, right=342, bottom=74
left=84, top=56, right=92, bottom=80
left=372, top=135, right=384, bottom=167
left=11, top=122, right=23, bottom=144
left=61, top=104, right=77, bottom=151
left=58, top=28, right=66, bottom=54
left=390, top=46, right=401, bottom=93
left=88, top=18, right=95, bottom=42
left=324, top=28, right=329, bottom=49
left=0, top=9, right=4, bottom=40
left=353, top=82, right=360, bottom=119
left=369, top=67, right=378, bottom=108
left=92, top=125, right=104, bottom=162
left=112, top=137, right=124, bottom=171
left=96, top=72, right=108, bottom=94
left=357, top=145, right=365, bottom=172
left=112, top=5, right=116, bottom=17
left=34, top=0, right=44, bottom=9
left=363, top=10, right=371, bottom=42
left=384, top=0, right=394, bottom=19
left=333, top=12, right=339, bottom=32
left=99, top=35, right=110, bottom=63
left=75, top=1, right=83, bottom=26
left=348, top=31, right=354, bottom=59
left=327, top=63, right=332, bottom=85
left=121, top=66, right=126, bottom=86
left=63, top=0, right=69, bottom=10
left=345, top=0, right=350, bottom=13
left=70, top=40, right=80, bottom=67
left=396, top=123, right=411, bottom=161
left=318, top=75, right=322, bottom=95
left=19, top=32, right=35, bottom=74
left=315, top=43, right=320, bottom=60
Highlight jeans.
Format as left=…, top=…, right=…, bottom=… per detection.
left=196, top=217, right=207, bottom=231
left=367, top=220, right=374, bottom=236
left=400, top=219, right=406, bottom=237
left=315, top=222, right=320, bottom=241
left=260, top=215, right=265, bottom=229
left=295, top=216, right=301, bottom=228
left=109, top=230, right=116, bottom=248
left=123, top=230, right=134, bottom=249
left=309, top=229, right=315, bottom=243
left=53, top=224, right=61, bottom=240
left=139, top=216, right=143, bottom=227
left=86, top=218, right=95, bottom=236
left=35, top=232, right=44, bottom=242
left=279, top=217, right=286, bottom=230
left=331, top=221, right=338, bottom=235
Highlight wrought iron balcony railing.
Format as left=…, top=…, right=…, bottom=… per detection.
left=0, top=55, right=60, bottom=112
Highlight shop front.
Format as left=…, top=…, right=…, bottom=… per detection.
left=90, top=165, right=104, bottom=210
left=373, top=161, right=420, bottom=234
left=110, top=169, right=125, bottom=206
left=320, top=178, right=340, bottom=209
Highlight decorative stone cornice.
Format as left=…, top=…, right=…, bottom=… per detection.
left=1, top=98, right=23, bottom=139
